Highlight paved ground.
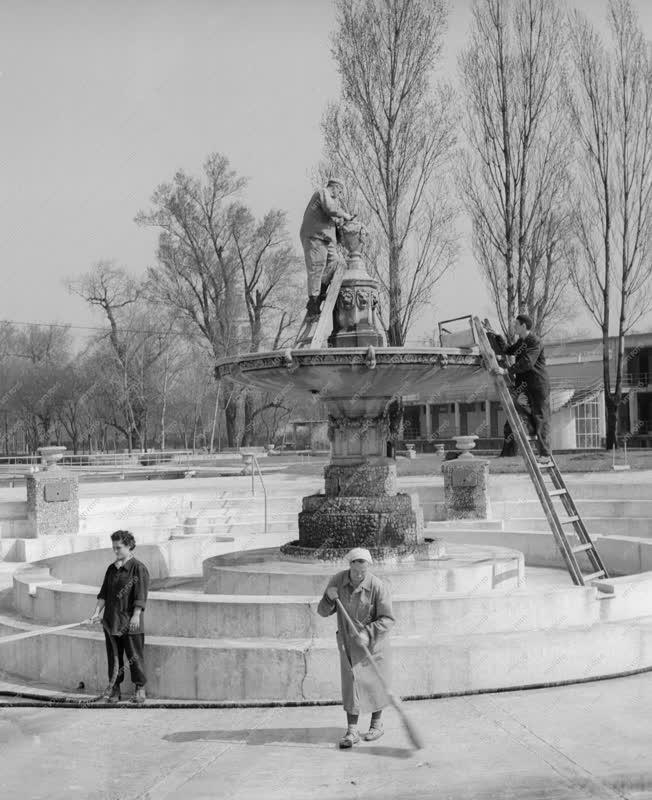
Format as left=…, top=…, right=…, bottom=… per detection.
left=1, top=673, right=651, bottom=800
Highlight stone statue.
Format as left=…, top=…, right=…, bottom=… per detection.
left=300, top=178, right=354, bottom=319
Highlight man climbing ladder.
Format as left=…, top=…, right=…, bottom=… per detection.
left=483, top=314, right=551, bottom=465
left=473, top=316, right=609, bottom=587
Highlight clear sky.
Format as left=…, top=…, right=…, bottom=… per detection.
left=1, top=0, right=652, bottom=345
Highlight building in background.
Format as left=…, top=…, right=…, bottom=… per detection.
left=401, top=332, right=652, bottom=451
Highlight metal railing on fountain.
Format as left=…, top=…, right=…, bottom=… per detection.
left=241, top=452, right=268, bottom=534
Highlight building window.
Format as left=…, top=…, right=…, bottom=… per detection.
left=459, top=402, right=486, bottom=437
left=402, top=406, right=422, bottom=440
left=490, top=401, right=507, bottom=438
left=574, top=399, right=601, bottom=448
left=430, top=403, right=455, bottom=439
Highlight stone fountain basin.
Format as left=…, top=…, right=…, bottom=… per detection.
left=216, top=347, right=484, bottom=413
left=13, top=542, right=524, bottom=641
left=7, top=536, right=652, bottom=700
left=202, top=545, right=522, bottom=598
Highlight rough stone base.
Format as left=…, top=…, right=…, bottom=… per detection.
left=26, top=472, right=79, bottom=536
left=298, top=493, right=423, bottom=549
left=441, top=459, right=490, bottom=520
left=324, top=462, right=397, bottom=496
left=279, top=538, right=444, bottom=563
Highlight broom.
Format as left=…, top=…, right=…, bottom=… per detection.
left=335, top=598, right=423, bottom=750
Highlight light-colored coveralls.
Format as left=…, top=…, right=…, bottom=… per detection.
left=300, top=187, right=349, bottom=298
left=318, top=570, right=395, bottom=714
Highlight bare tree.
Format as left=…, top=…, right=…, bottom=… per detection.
left=228, top=204, right=303, bottom=444
left=566, top=0, right=652, bottom=449
left=4, top=326, right=72, bottom=452
left=459, top=0, right=572, bottom=337
left=136, top=154, right=251, bottom=447
left=136, top=154, right=246, bottom=360
left=138, top=153, right=304, bottom=447
left=69, top=262, right=171, bottom=451
left=228, top=205, right=301, bottom=353
left=322, top=0, right=458, bottom=345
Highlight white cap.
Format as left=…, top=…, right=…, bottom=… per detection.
left=346, top=547, right=373, bottom=564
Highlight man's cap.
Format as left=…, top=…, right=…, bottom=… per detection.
left=516, top=313, right=533, bottom=330
left=346, top=547, right=373, bottom=564
left=327, top=176, right=345, bottom=188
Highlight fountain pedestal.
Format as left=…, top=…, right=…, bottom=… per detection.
left=442, top=437, right=490, bottom=520
left=26, top=446, right=79, bottom=537
left=330, top=221, right=385, bottom=349
left=288, top=404, right=425, bottom=559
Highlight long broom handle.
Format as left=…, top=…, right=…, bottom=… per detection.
left=0, top=620, right=91, bottom=646
left=334, top=597, right=423, bottom=750
left=334, top=598, right=390, bottom=690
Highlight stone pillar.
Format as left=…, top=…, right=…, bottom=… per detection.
left=423, top=404, right=432, bottom=440
left=26, top=447, right=79, bottom=537
left=441, top=458, right=490, bottom=520
left=453, top=402, right=461, bottom=435
left=441, top=437, right=490, bottom=520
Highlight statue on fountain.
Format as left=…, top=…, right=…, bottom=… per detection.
left=300, top=177, right=355, bottom=320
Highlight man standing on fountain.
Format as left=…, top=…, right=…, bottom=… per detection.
left=300, top=177, right=354, bottom=320
left=318, top=548, right=395, bottom=749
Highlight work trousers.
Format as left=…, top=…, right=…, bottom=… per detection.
left=301, top=234, right=336, bottom=297
left=104, top=630, right=147, bottom=687
left=511, top=378, right=552, bottom=457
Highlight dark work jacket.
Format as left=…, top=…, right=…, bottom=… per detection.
left=504, top=334, right=549, bottom=389
left=97, top=556, right=149, bottom=636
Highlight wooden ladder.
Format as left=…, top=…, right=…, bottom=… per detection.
left=472, top=316, right=609, bottom=587
left=294, top=261, right=346, bottom=349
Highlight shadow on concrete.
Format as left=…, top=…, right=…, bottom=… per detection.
left=348, top=744, right=415, bottom=760
left=163, top=728, right=416, bottom=758
left=163, top=727, right=343, bottom=746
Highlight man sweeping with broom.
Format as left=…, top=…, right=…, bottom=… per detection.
left=318, top=548, right=395, bottom=749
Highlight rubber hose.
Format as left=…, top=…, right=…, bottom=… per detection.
left=1, top=663, right=652, bottom=709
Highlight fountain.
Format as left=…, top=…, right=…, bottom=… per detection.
left=217, top=218, right=485, bottom=563
left=7, top=191, right=652, bottom=704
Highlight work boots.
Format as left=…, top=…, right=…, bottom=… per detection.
left=131, top=686, right=146, bottom=705
left=103, top=685, right=121, bottom=704
left=338, top=727, right=360, bottom=749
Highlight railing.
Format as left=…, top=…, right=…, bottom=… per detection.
left=249, top=454, right=268, bottom=534
left=0, top=448, right=317, bottom=470
left=0, top=450, right=196, bottom=468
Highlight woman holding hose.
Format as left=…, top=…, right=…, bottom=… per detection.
left=90, top=530, right=149, bottom=704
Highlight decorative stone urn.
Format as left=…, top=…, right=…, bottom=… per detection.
left=452, top=435, right=478, bottom=459
left=38, top=446, right=67, bottom=470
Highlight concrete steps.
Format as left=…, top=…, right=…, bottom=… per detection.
left=2, top=609, right=652, bottom=701
left=502, top=516, right=652, bottom=537
left=493, top=499, right=652, bottom=519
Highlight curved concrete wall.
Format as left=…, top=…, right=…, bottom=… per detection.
left=3, top=473, right=652, bottom=701
left=2, top=611, right=652, bottom=701
left=3, top=528, right=652, bottom=700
